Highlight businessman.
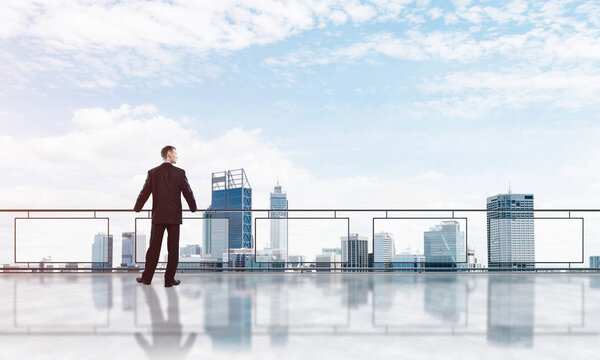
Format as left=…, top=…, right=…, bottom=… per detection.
left=134, top=145, right=197, bottom=287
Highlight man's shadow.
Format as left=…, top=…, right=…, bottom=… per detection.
left=135, top=286, right=197, bottom=359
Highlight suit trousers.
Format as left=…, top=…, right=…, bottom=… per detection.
left=141, top=223, right=180, bottom=283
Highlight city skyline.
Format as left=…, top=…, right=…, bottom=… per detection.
left=10, top=182, right=582, bottom=270
left=11, top=179, right=591, bottom=270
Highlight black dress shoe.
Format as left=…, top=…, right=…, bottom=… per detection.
left=136, top=277, right=151, bottom=285
left=165, top=279, right=181, bottom=288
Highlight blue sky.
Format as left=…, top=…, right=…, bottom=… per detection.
left=1, top=0, right=600, bottom=207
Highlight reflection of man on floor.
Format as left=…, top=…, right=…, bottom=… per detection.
left=135, top=286, right=197, bottom=359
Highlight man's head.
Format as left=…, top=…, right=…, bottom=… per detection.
left=161, top=145, right=178, bottom=164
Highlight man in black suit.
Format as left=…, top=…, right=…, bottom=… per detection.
left=134, top=145, right=197, bottom=287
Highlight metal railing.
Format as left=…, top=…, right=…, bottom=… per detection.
left=1, top=208, right=599, bottom=273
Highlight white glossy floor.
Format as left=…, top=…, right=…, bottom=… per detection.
left=0, top=273, right=599, bottom=359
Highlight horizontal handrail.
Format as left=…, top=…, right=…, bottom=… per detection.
left=2, top=207, right=595, bottom=272
left=0, top=208, right=599, bottom=212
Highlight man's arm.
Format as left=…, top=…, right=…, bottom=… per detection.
left=134, top=171, right=152, bottom=212
left=180, top=170, right=197, bottom=212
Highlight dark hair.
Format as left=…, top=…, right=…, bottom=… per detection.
left=161, top=145, right=176, bottom=159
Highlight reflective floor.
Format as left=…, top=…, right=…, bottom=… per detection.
left=1, top=273, right=599, bottom=359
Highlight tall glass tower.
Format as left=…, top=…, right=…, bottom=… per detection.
left=121, top=232, right=146, bottom=267
left=269, top=182, right=288, bottom=261
left=374, top=232, right=395, bottom=267
left=206, top=169, right=252, bottom=252
left=203, top=214, right=228, bottom=260
left=92, top=233, right=113, bottom=272
left=424, top=220, right=465, bottom=269
left=121, top=232, right=134, bottom=267
left=487, top=193, right=535, bottom=268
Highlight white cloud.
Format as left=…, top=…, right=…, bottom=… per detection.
left=262, top=0, right=600, bottom=116
left=3, top=104, right=600, bottom=264
left=329, top=10, right=349, bottom=25
left=343, top=3, right=378, bottom=22
left=428, top=7, right=443, bottom=20
left=0, top=0, right=422, bottom=89
left=418, top=67, right=600, bottom=115
left=0, top=103, right=499, bottom=211
left=3, top=0, right=597, bottom=94
left=0, top=103, right=557, bottom=214
left=266, top=12, right=600, bottom=67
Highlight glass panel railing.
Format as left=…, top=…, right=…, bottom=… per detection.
left=1, top=208, right=600, bottom=272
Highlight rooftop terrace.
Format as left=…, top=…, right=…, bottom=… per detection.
left=1, top=272, right=599, bottom=359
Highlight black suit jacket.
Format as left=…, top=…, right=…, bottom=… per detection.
left=134, top=163, right=197, bottom=224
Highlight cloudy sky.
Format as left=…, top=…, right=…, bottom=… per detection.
left=1, top=0, right=600, bottom=263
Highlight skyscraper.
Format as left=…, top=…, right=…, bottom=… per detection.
left=203, top=213, right=228, bottom=260
left=121, top=232, right=134, bottom=267
left=341, top=233, right=369, bottom=271
left=374, top=232, right=395, bottom=266
left=487, top=193, right=535, bottom=268
left=92, top=233, right=113, bottom=272
left=121, top=232, right=146, bottom=267
left=424, top=220, right=465, bottom=269
left=204, top=169, right=252, bottom=259
left=269, top=182, right=288, bottom=261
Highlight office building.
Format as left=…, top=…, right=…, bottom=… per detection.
left=341, top=234, right=369, bottom=271
left=287, top=255, right=306, bottom=268
left=121, top=232, right=134, bottom=267
left=269, top=182, right=288, bottom=261
left=374, top=232, right=395, bottom=267
left=590, top=256, right=600, bottom=272
left=322, top=247, right=341, bottom=255
left=316, top=252, right=342, bottom=272
left=177, top=256, right=223, bottom=272
left=121, top=232, right=145, bottom=267
left=467, top=246, right=482, bottom=269
left=391, top=248, right=425, bottom=271
left=65, top=263, right=78, bottom=272
left=203, top=214, right=228, bottom=261
left=205, top=169, right=252, bottom=252
left=180, top=244, right=202, bottom=257
left=223, top=248, right=254, bottom=270
left=424, top=220, right=465, bottom=269
left=92, top=233, right=113, bottom=272
left=246, top=254, right=285, bottom=272
left=487, top=193, right=535, bottom=268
